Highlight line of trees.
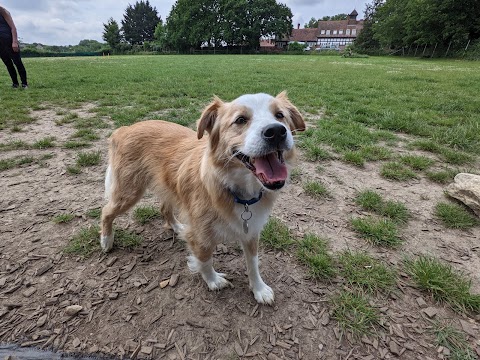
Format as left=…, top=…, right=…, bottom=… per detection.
left=103, top=0, right=293, bottom=52
left=354, top=0, right=480, bottom=56
left=304, top=14, right=348, bottom=28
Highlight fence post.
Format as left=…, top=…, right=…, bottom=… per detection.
left=431, top=43, right=438, bottom=58
left=445, top=42, right=452, bottom=57
left=422, top=44, right=427, bottom=56
left=414, top=43, right=419, bottom=57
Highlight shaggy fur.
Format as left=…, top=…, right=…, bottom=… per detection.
left=100, top=92, right=305, bottom=304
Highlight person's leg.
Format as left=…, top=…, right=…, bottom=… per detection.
left=11, top=51, right=27, bottom=86
left=0, top=39, right=19, bottom=86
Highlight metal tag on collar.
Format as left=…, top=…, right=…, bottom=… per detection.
left=241, top=204, right=253, bottom=234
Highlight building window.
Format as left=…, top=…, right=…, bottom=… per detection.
left=339, top=30, right=344, bottom=35
left=333, top=30, right=337, bottom=35
left=346, top=29, right=351, bottom=35
left=326, top=30, right=331, bottom=35
left=352, top=29, right=357, bottom=35
left=320, top=30, right=325, bottom=35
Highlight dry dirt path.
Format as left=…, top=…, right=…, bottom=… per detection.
left=1, top=105, right=479, bottom=359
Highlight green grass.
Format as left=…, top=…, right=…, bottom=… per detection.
left=331, top=290, right=379, bottom=337
left=71, top=129, right=99, bottom=141
left=405, top=256, right=480, bottom=313
left=67, top=165, right=82, bottom=174
left=297, top=234, right=336, bottom=279
left=86, top=207, right=102, bottom=219
left=32, top=136, right=56, bottom=149
left=289, top=167, right=302, bottom=183
left=0, top=155, right=42, bottom=171
left=435, top=202, right=479, bottom=229
left=433, top=321, right=478, bottom=360
left=380, top=162, right=418, bottom=181
left=76, top=151, right=101, bottom=167
left=65, top=225, right=142, bottom=257
left=351, top=216, right=402, bottom=247
left=355, top=190, right=410, bottom=224
left=133, top=205, right=161, bottom=225
left=0, top=140, right=30, bottom=151
left=360, top=145, right=392, bottom=161
left=64, top=141, right=91, bottom=149
left=303, top=180, right=329, bottom=199
left=426, top=168, right=458, bottom=184
left=338, top=251, right=396, bottom=293
left=0, top=55, right=479, bottom=159
left=299, top=137, right=332, bottom=162
left=343, top=151, right=365, bottom=167
left=52, top=213, right=75, bottom=224
left=399, top=154, right=435, bottom=170
left=260, top=217, right=295, bottom=250
left=55, top=112, right=79, bottom=125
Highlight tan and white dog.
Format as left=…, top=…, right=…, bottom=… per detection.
left=100, top=92, right=305, bottom=304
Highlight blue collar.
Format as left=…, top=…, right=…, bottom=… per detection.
left=230, top=189, right=263, bottom=206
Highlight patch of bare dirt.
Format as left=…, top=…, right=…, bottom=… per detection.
left=1, top=107, right=479, bottom=359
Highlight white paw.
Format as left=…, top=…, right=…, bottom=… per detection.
left=251, top=283, right=275, bottom=305
left=100, top=234, right=114, bottom=252
left=205, top=272, right=232, bottom=291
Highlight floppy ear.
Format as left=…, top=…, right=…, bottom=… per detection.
left=276, top=91, right=306, bottom=134
left=197, top=96, right=223, bottom=139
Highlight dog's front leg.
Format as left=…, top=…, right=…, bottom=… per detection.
left=243, top=238, right=274, bottom=305
left=187, top=242, right=231, bottom=291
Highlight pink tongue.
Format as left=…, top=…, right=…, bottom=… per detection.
left=253, top=153, right=288, bottom=183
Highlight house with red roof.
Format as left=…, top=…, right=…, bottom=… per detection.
left=276, top=10, right=364, bottom=50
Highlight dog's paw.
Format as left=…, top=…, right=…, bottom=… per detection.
left=251, top=283, right=275, bottom=305
left=100, top=234, right=114, bottom=252
left=205, top=272, right=232, bottom=291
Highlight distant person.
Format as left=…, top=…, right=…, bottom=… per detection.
left=0, top=5, right=28, bottom=88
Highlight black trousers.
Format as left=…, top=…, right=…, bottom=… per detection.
left=0, top=36, right=27, bottom=86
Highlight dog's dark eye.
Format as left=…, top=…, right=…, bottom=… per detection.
left=235, top=116, right=247, bottom=125
left=275, top=112, right=284, bottom=119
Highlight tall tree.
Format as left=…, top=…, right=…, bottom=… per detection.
left=238, top=0, right=293, bottom=49
left=353, top=0, right=383, bottom=53
left=165, top=0, right=293, bottom=50
left=321, top=14, right=348, bottom=21
left=304, top=17, right=318, bottom=28
left=122, top=1, right=161, bottom=45
left=102, top=17, right=121, bottom=50
left=153, top=20, right=167, bottom=49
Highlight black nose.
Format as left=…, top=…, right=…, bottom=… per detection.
left=262, top=123, right=287, bottom=146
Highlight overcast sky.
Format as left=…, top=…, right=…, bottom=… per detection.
left=2, top=0, right=369, bottom=45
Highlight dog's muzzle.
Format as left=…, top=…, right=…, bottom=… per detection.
left=235, top=124, right=291, bottom=191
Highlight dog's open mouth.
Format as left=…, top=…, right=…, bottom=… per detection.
left=236, top=151, right=287, bottom=190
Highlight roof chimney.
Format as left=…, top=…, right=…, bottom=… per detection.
left=297, top=23, right=300, bottom=29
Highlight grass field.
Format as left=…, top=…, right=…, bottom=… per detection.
left=1, top=54, right=480, bottom=157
